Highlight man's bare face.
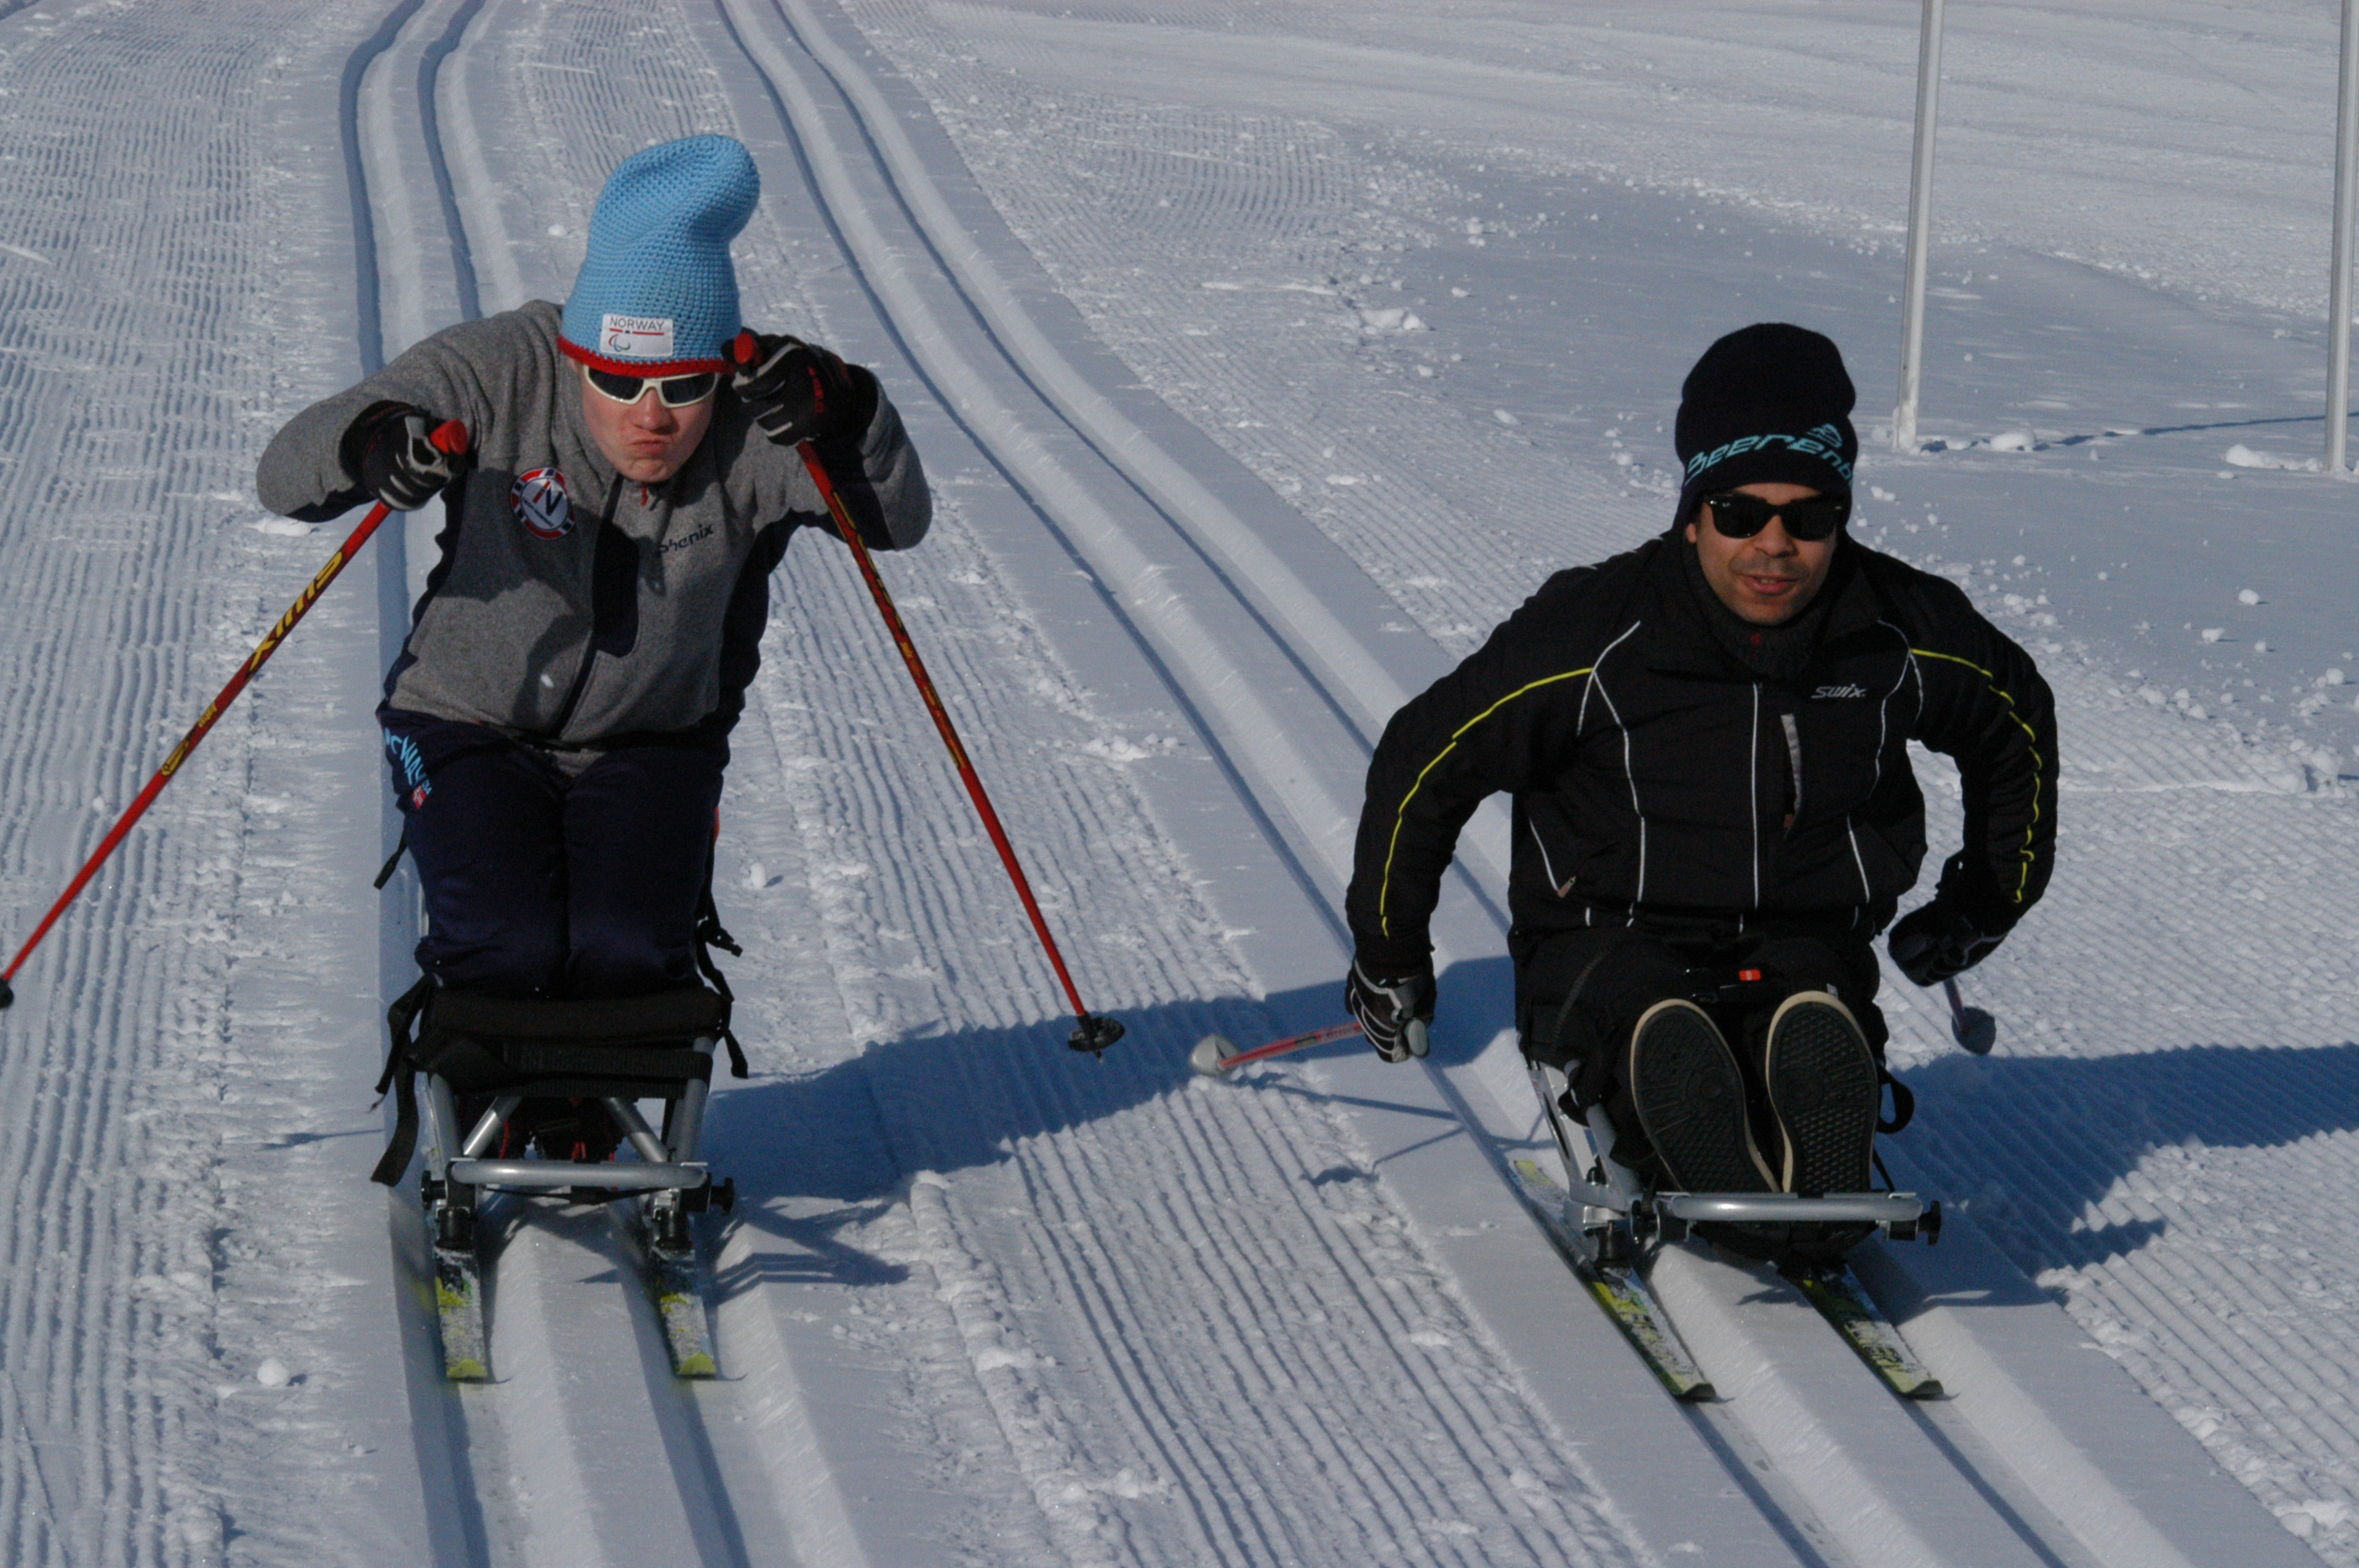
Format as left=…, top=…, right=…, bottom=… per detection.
left=1684, top=481, right=1838, bottom=625
left=579, top=367, right=714, bottom=484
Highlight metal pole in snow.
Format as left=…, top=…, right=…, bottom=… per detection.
left=1894, top=0, right=1946, bottom=453
left=2328, top=0, right=2359, bottom=473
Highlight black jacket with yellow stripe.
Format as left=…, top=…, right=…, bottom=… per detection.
left=1345, top=530, right=2056, bottom=971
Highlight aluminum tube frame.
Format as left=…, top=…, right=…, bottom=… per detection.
left=1893, top=0, right=1946, bottom=452
left=448, top=1159, right=711, bottom=1192
left=461, top=1096, right=522, bottom=1160
left=1576, top=1103, right=1924, bottom=1226
left=1659, top=1192, right=1925, bottom=1225
left=2332, top=0, right=2359, bottom=472
left=602, top=1098, right=676, bottom=1167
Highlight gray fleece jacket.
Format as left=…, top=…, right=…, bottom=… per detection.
left=257, top=301, right=929, bottom=749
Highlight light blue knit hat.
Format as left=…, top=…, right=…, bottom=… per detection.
left=560, top=136, right=760, bottom=376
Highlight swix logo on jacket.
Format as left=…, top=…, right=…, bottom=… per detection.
left=511, top=467, right=573, bottom=539
left=1813, top=684, right=1869, bottom=699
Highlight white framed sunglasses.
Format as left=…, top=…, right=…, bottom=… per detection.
left=581, top=362, right=720, bottom=408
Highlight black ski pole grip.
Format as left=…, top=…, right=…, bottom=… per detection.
left=0, top=975, right=14, bottom=1011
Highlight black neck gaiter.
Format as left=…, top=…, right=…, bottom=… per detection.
left=1678, top=532, right=1845, bottom=686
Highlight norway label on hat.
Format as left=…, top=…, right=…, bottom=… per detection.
left=511, top=467, right=573, bottom=539
left=601, top=313, right=676, bottom=361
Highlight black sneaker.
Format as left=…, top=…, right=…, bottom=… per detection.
left=1761, top=992, right=1879, bottom=1198
left=1627, top=999, right=1775, bottom=1193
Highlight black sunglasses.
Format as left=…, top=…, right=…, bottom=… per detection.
left=1701, top=490, right=1849, bottom=543
left=582, top=365, right=720, bottom=408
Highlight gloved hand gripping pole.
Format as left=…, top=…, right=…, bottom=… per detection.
left=0, top=422, right=471, bottom=1013
left=788, top=434, right=1123, bottom=1056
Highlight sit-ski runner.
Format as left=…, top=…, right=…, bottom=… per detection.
left=257, top=135, right=930, bottom=1163
left=1341, top=323, right=2056, bottom=1261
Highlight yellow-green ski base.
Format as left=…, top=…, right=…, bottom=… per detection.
left=434, top=1248, right=491, bottom=1382
left=649, top=1254, right=718, bottom=1379
left=1784, top=1262, right=1943, bottom=1400
left=1511, top=1159, right=1714, bottom=1402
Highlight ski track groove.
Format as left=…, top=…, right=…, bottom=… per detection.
left=0, top=5, right=367, bottom=1562
left=695, top=4, right=1663, bottom=1559
left=754, top=9, right=2359, bottom=1565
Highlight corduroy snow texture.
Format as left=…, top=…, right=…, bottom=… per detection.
left=1674, top=322, right=1858, bottom=518
left=559, top=136, right=760, bottom=377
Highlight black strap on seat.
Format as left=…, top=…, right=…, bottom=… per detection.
left=372, top=822, right=409, bottom=891
left=370, top=974, right=438, bottom=1186
left=1877, top=1068, right=1916, bottom=1134
left=692, top=877, right=749, bottom=1080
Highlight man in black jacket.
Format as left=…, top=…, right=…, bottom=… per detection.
left=1341, top=325, right=2054, bottom=1252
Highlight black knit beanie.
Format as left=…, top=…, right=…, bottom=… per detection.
left=1674, top=324, right=1857, bottom=520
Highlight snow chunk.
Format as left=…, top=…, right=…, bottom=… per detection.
left=248, top=519, right=314, bottom=538
left=2201, top=628, right=2225, bottom=644
left=1081, top=733, right=1178, bottom=764
left=1355, top=306, right=1424, bottom=332
left=971, top=1346, right=1037, bottom=1374
left=2223, top=444, right=2320, bottom=472
left=2237, top=587, right=2261, bottom=605
left=1986, top=430, right=2037, bottom=452
left=254, top=1358, right=290, bottom=1388
left=1870, top=485, right=1897, bottom=503
left=1492, top=408, right=1519, bottom=426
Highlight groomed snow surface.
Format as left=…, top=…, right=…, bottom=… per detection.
left=0, top=2, right=2354, bottom=1564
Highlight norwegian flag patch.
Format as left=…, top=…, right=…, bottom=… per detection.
left=511, top=467, right=573, bottom=539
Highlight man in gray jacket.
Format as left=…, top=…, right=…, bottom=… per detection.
left=259, top=136, right=929, bottom=1044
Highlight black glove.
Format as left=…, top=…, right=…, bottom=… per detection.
left=1888, top=852, right=2012, bottom=985
left=728, top=331, right=874, bottom=447
left=1887, top=901, right=2001, bottom=985
left=1346, top=959, right=1434, bottom=1063
left=344, top=402, right=470, bottom=511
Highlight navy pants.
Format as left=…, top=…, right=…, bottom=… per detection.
left=384, top=715, right=723, bottom=999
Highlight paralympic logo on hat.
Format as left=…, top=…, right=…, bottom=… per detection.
left=601, top=313, right=678, bottom=361
left=511, top=467, right=573, bottom=539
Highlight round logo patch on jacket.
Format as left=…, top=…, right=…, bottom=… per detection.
left=511, top=467, right=572, bottom=539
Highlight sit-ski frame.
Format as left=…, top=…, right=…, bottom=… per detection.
left=413, top=1032, right=735, bottom=1380
left=1526, top=1062, right=1941, bottom=1263
left=418, top=1032, right=731, bottom=1240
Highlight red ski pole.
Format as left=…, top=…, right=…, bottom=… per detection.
left=788, top=433, right=1122, bottom=1056
left=1189, top=1020, right=1361, bottom=1078
left=0, top=420, right=468, bottom=1013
